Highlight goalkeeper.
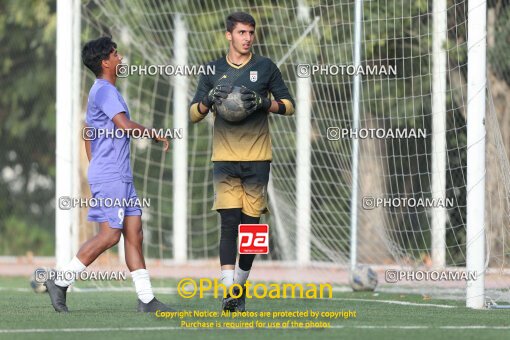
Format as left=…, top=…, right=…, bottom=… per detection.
left=189, top=12, right=295, bottom=312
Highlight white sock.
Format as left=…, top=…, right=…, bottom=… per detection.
left=131, top=269, right=155, bottom=304
left=234, top=267, right=250, bottom=286
left=220, top=269, right=235, bottom=290
left=54, top=256, right=86, bottom=288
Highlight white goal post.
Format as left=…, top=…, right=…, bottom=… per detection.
left=465, top=0, right=487, bottom=309
left=55, top=0, right=81, bottom=268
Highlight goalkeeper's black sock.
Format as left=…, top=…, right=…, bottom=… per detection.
left=238, top=255, right=255, bottom=271
left=219, top=208, right=242, bottom=266
left=238, top=213, right=260, bottom=271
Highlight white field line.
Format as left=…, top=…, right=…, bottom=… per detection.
left=1, top=286, right=457, bottom=308
left=0, top=286, right=359, bottom=294
left=2, top=325, right=510, bottom=333
left=325, top=297, right=457, bottom=308
left=1, top=286, right=353, bottom=292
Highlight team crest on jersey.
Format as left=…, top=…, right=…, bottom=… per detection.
left=250, top=71, right=258, bottom=82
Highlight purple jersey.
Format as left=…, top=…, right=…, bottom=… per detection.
left=86, top=79, right=133, bottom=184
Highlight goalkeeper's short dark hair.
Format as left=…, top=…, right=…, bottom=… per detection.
left=226, top=12, right=256, bottom=32
left=82, top=36, right=117, bottom=77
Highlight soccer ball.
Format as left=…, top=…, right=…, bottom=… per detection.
left=350, top=265, right=378, bottom=291
left=215, top=86, right=250, bottom=122
left=30, top=267, right=49, bottom=294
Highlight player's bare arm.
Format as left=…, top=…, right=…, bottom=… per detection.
left=111, top=112, right=170, bottom=152
left=84, top=138, right=92, bottom=162
left=84, top=124, right=92, bottom=161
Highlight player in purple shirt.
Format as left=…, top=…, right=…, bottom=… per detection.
left=45, top=37, right=174, bottom=313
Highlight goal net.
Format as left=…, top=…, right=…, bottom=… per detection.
left=77, top=0, right=510, bottom=305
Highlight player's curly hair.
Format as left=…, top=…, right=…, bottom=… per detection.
left=226, top=12, right=256, bottom=32
left=82, top=36, right=117, bottom=77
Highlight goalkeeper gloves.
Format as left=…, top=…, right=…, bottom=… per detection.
left=202, top=84, right=232, bottom=108
left=240, top=86, right=271, bottom=114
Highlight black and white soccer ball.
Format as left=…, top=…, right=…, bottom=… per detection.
left=215, top=86, right=250, bottom=122
left=350, top=265, right=378, bottom=291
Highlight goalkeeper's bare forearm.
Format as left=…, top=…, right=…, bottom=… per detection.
left=268, top=99, right=295, bottom=116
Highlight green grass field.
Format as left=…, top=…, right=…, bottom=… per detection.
left=1, top=277, right=509, bottom=340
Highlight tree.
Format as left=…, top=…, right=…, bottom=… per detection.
left=0, top=0, right=56, bottom=255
